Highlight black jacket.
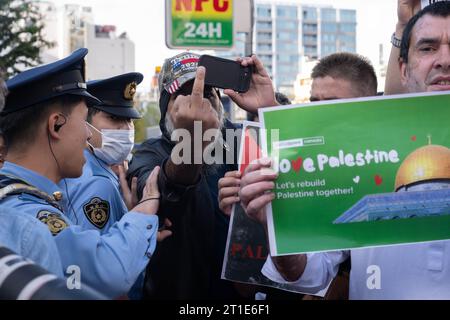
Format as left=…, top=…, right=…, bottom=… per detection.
left=127, top=119, right=241, bottom=299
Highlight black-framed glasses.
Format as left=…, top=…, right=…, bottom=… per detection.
left=175, top=83, right=217, bottom=100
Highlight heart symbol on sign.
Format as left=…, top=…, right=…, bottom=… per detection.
left=353, top=176, right=360, bottom=184
left=375, top=175, right=383, bottom=186
left=411, top=135, right=417, bottom=141
left=291, top=157, right=303, bottom=172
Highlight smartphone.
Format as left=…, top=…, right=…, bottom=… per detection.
left=198, top=55, right=252, bottom=93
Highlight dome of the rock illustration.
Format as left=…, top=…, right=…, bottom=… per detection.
left=394, top=144, right=450, bottom=191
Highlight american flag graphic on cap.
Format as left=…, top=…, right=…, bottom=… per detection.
left=167, top=79, right=180, bottom=94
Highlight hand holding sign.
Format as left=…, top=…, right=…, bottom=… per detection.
left=239, top=158, right=278, bottom=226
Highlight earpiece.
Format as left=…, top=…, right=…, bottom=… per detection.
left=54, top=114, right=67, bottom=132
left=54, top=123, right=63, bottom=132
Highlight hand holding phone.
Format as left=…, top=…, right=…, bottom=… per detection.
left=222, top=55, right=279, bottom=113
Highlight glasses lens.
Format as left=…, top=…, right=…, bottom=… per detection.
left=176, top=84, right=215, bottom=99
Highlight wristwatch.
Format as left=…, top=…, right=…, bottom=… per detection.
left=391, top=33, right=402, bottom=48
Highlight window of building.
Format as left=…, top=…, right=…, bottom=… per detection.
left=257, top=6, right=271, bottom=18
left=277, top=6, right=297, bottom=19
left=302, top=7, right=317, bottom=21
left=257, top=44, right=272, bottom=52
left=340, top=9, right=356, bottom=23
left=340, top=45, right=356, bottom=53
left=303, top=34, right=317, bottom=42
left=277, top=32, right=297, bottom=41
left=260, top=54, right=273, bottom=66
left=340, top=23, right=356, bottom=33
left=258, top=32, right=272, bottom=41
left=277, top=20, right=297, bottom=30
left=303, top=23, right=318, bottom=33
left=321, top=22, right=337, bottom=33
left=321, top=8, right=336, bottom=21
left=338, top=34, right=355, bottom=44
left=304, top=46, right=317, bottom=56
left=277, top=55, right=299, bottom=63
left=277, top=42, right=298, bottom=51
left=321, top=44, right=337, bottom=56
left=322, top=33, right=336, bottom=43
left=256, top=21, right=272, bottom=30
left=278, top=65, right=297, bottom=74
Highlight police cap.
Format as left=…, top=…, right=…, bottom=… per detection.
left=87, top=72, right=143, bottom=119
left=2, top=48, right=100, bottom=115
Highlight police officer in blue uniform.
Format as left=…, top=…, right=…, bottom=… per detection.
left=0, top=48, right=169, bottom=298
left=0, top=77, right=63, bottom=277
left=62, top=73, right=143, bottom=232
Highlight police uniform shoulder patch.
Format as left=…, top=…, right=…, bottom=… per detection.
left=37, top=210, right=68, bottom=236
left=83, top=197, right=110, bottom=229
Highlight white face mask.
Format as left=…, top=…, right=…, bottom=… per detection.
left=87, top=124, right=135, bottom=165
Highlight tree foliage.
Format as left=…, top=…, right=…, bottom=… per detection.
left=0, top=0, right=53, bottom=77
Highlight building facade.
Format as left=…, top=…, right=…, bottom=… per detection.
left=37, top=1, right=135, bottom=80
left=253, top=1, right=356, bottom=97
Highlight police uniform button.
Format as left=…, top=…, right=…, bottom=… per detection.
left=53, top=191, right=63, bottom=201
left=147, top=224, right=153, bottom=230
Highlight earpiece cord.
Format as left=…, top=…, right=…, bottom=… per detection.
left=47, top=132, right=79, bottom=224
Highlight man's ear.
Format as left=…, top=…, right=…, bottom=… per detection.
left=47, top=113, right=66, bottom=138
left=399, top=57, right=408, bottom=86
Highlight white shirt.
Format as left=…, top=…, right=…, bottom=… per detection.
left=262, top=240, right=450, bottom=299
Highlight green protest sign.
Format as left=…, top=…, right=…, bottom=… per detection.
left=259, top=92, right=450, bottom=256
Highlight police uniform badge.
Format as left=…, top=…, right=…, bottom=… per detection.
left=124, top=82, right=137, bottom=100
left=83, top=197, right=110, bottom=229
left=37, top=210, right=68, bottom=236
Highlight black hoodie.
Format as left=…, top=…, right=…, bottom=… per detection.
left=127, top=93, right=241, bottom=299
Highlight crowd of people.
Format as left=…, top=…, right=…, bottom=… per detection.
left=0, top=0, right=449, bottom=300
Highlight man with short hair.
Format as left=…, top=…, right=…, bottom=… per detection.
left=239, top=1, right=450, bottom=299
left=0, top=49, right=165, bottom=298
left=309, top=52, right=378, bottom=101
left=0, top=77, right=63, bottom=277
left=219, top=52, right=378, bottom=216
left=218, top=52, right=377, bottom=300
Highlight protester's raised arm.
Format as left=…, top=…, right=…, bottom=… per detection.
left=165, top=66, right=220, bottom=185
left=385, top=0, right=421, bottom=95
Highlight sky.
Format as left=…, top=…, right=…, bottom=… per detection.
left=51, top=0, right=399, bottom=90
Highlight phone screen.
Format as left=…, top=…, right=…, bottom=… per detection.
left=198, top=55, right=252, bottom=93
